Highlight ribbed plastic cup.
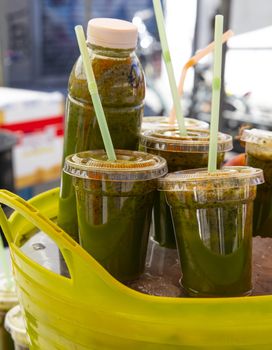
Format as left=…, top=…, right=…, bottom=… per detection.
left=140, top=128, right=233, bottom=249
left=64, top=149, right=167, bottom=282
left=241, top=128, right=272, bottom=237
left=141, top=116, right=209, bottom=132
left=4, top=305, right=29, bottom=350
left=159, top=166, right=264, bottom=297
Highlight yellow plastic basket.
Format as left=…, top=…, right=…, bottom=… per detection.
left=0, top=188, right=272, bottom=349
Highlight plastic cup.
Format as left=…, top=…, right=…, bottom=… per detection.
left=4, top=305, right=29, bottom=350
left=0, top=275, right=18, bottom=350
left=241, top=128, right=272, bottom=237
left=159, top=166, right=264, bottom=297
left=64, top=149, right=167, bottom=282
left=0, top=275, right=18, bottom=325
left=141, top=116, right=209, bottom=132
left=140, top=128, right=233, bottom=249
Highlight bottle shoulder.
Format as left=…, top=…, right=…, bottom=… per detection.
left=68, top=49, right=145, bottom=106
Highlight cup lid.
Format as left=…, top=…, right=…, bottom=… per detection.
left=140, top=128, right=233, bottom=153
left=141, top=116, right=209, bottom=131
left=240, top=128, right=272, bottom=147
left=64, top=149, right=168, bottom=181
left=4, top=305, right=29, bottom=347
left=158, top=166, right=264, bottom=191
left=87, top=18, right=138, bottom=49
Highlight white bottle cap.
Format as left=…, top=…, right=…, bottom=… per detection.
left=87, top=18, right=138, bottom=49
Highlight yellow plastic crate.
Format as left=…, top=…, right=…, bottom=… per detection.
left=0, top=188, right=272, bottom=349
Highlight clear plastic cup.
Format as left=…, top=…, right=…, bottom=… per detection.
left=159, top=166, right=264, bottom=297
left=0, top=275, right=18, bottom=325
left=4, top=305, right=29, bottom=350
left=0, top=275, right=18, bottom=350
left=64, top=149, right=167, bottom=282
left=140, top=128, right=233, bottom=249
left=241, top=128, right=272, bottom=237
left=141, top=116, right=209, bottom=132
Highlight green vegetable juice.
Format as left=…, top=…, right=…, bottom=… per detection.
left=241, top=128, right=272, bottom=237
left=64, top=150, right=167, bottom=282
left=160, top=167, right=264, bottom=297
left=58, top=19, right=145, bottom=241
left=140, top=129, right=232, bottom=249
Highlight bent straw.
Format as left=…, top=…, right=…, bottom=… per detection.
left=75, top=25, right=116, bottom=161
left=208, top=15, right=224, bottom=173
left=169, top=29, right=234, bottom=122
left=153, top=0, right=187, bottom=136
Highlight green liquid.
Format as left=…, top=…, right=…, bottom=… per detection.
left=166, top=187, right=255, bottom=297
left=147, top=149, right=225, bottom=249
left=247, top=153, right=272, bottom=237
left=58, top=48, right=145, bottom=241
left=75, top=178, right=156, bottom=282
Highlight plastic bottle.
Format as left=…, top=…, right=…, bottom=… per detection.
left=58, top=18, right=145, bottom=241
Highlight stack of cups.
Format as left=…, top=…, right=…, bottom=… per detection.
left=64, top=149, right=167, bottom=282
left=0, top=274, right=18, bottom=349
left=241, top=129, right=272, bottom=237
left=5, top=305, right=29, bottom=350
left=159, top=166, right=264, bottom=297
left=140, top=128, right=233, bottom=276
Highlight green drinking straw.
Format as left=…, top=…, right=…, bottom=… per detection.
left=208, top=15, right=224, bottom=173
left=75, top=25, right=117, bottom=161
left=152, top=0, right=187, bottom=136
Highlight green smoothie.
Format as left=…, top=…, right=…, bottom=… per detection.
left=58, top=19, right=145, bottom=241
left=140, top=129, right=232, bottom=248
left=159, top=167, right=264, bottom=297
left=241, top=129, right=272, bottom=237
left=64, top=150, right=167, bottom=282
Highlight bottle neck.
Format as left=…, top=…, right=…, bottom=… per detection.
left=88, top=43, right=135, bottom=58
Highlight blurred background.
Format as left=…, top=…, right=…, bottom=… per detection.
left=0, top=0, right=272, bottom=202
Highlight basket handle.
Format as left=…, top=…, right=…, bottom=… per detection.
left=0, top=189, right=87, bottom=279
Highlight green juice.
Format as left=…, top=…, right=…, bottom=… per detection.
left=58, top=44, right=145, bottom=241
left=167, top=189, right=254, bottom=297
left=152, top=151, right=225, bottom=248
left=75, top=178, right=156, bottom=281
left=246, top=153, right=272, bottom=237
left=140, top=129, right=232, bottom=249
left=159, top=166, right=264, bottom=297
left=241, top=128, right=272, bottom=237
left=64, top=150, right=167, bottom=282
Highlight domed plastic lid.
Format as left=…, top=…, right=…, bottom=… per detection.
left=64, top=149, right=168, bottom=181
left=4, top=305, right=29, bottom=347
left=159, top=166, right=264, bottom=191
left=241, top=128, right=272, bottom=147
left=140, top=128, right=233, bottom=153
left=87, top=18, right=138, bottom=49
left=141, top=116, right=209, bottom=131
left=0, top=275, right=18, bottom=312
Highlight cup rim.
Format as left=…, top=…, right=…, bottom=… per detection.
left=158, top=166, right=264, bottom=191
left=64, top=149, right=168, bottom=181
left=140, top=128, right=233, bottom=153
